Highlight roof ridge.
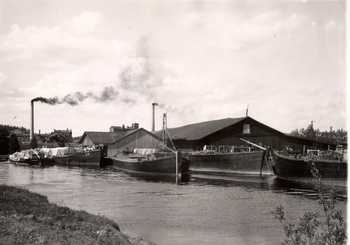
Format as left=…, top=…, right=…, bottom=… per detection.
left=163, top=116, right=247, bottom=141
left=110, top=127, right=162, bottom=144
left=84, top=131, right=110, bottom=133
left=169, top=117, right=245, bottom=130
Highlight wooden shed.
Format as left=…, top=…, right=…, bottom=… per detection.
left=107, top=128, right=165, bottom=157
left=79, top=131, right=128, bottom=146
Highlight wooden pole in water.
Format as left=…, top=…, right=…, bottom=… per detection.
left=260, top=150, right=266, bottom=177
left=175, top=151, right=179, bottom=185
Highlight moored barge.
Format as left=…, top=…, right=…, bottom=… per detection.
left=188, top=140, right=271, bottom=176
left=189, top=150, right=268, bottom=175
left=110, top=150, right=189, bottom=176
left=271, top=151, right=347, bottom=179
left=53, top=149, right=102, bottom=167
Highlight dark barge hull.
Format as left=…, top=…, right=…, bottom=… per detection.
left=53, top=150, right=102, bottom=167
left=272, top=151, right=347, bottom=179
left=0, top=155, right=9, bottom=162
left=9, top=158, right=54, bottom=167
left=110, top=156, right=189, bottom=175
left=189, top=151, right=268, bottom=175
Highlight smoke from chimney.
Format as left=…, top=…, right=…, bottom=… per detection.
left=31, top=86, right=119, bottom=106
left=29, top=86, right=123, bottom=142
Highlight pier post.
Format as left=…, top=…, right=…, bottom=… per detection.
left=175, top=151, right=179, bottom=185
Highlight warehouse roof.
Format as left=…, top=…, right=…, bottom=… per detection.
left=164, top=117, right=246, bottom=141
left=79, top=131, right=132, bottom=145
left=111, top=128, right=162, bottom=144
left=164, top=116, right=338, bottom=146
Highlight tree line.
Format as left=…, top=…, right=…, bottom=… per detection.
left=290, top=121, right=347, bottom=144
left=0, top=125, right=23, bottom=155
left=0, top=124, right=74, bottom=154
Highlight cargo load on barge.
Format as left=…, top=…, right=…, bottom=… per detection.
left=271, top=149, right=347, bottom=179
left=8, top=145, right=102, bottom=167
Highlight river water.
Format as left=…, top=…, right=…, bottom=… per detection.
left=0, top=163, right=346, bottom=245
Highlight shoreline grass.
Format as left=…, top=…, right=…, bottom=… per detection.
left=0, top=185, right=155, bottom=245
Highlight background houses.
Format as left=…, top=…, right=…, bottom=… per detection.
left=79, top=123, right=141, bottom=157
left=79, top=123, right=139, bottom=146
left=79, top=131, right=126, bottom=146
left=79, top=126, right=165, bottom=158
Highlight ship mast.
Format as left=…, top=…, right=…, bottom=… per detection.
left=162, top=113, right=167, bottom=145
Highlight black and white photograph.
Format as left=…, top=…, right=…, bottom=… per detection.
left=0, top=0, right=347, bottom=244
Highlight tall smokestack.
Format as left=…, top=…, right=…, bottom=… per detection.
left=152, top=102, right=158, bottom=132
left=30, top=101, right=34, bottom=141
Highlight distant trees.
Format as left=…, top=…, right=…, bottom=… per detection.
left=0, top=128, right=10, bottom=155
left=0, top=124, right=29, bottom=134
left=0, top=124, right=74, bottom=150
left=0, top=124, right=29, bottom=152
left=290, top=121, right=347, bottom=144
left=8, top=134, right=20, bottom=154
left=48, top=131, right=72, bottom=147
left=30, top=137, right=38, bottom=149
left=32, top=130, right=73, bottom=148
left=0, top=127, right=21, bottom=155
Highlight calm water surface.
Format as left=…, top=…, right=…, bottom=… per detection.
left=0, top=163, right=346, bottom=245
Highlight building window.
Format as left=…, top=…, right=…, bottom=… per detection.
left=243, top=124, right=251, bottom=134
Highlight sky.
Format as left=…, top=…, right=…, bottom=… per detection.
left=0, top=0, right=346, bottom=136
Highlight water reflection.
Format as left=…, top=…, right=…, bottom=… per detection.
left=0, top=163, right=346, bottom=245
left=102, top=167, right=190, bottom=184
left=190, top=173, right=346, bottom=198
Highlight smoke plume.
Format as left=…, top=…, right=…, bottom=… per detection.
left=119, top=36, right=163, bottom=99
left=31, top=86, right=124, bottom=106
left=31, top=37, right=179, bottom=111
left=158, top=102, right=191, bottom=115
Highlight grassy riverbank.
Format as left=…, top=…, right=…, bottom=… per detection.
left=0, top=185, right=155, bottom=245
